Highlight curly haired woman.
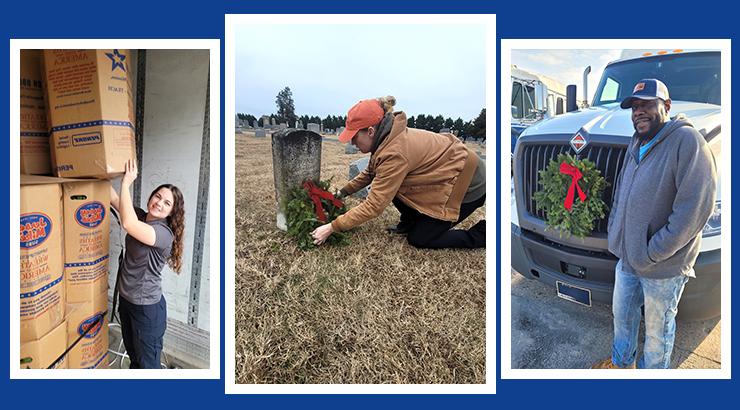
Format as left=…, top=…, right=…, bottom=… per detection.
left=110, top=159, right=185, bottom=369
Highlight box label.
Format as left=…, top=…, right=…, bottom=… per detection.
left=77, top=312, right=104, bottom=339
left=75, top=201, right=105, bottom=228
left=72, top=132, right=102, bottom=146
left=20, top=213, right=52, bottom=249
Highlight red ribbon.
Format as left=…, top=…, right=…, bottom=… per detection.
left=559, top=162, right=587, bottom=211
left=303, top=180, right=344, bottom=222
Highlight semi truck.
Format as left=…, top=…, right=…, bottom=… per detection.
left=511, top=65, right=569, bottom=154
left=511, top=49, right=721, bottom=321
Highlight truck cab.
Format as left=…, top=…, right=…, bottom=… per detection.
left=511, top=66, right=568, bottom=154
left=511, top=50, right=721, bottom=321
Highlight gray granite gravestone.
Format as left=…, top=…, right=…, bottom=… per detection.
left=348, top=156, right=370, bottom=199
left=272, top=129, right=322, bottom=230
left=254, top=129, right=267, bottom=138
left=307, top=123, right=320, bottom=133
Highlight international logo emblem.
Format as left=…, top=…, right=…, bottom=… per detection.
left=570, top=132, right=588, bottom=154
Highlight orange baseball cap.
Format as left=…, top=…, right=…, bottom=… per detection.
left=338, top=99, right=385, bottom=143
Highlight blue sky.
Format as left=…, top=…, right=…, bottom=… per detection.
left=235, top=24, right=486, bottom=121
left=511, top=49, right=622, bottom=102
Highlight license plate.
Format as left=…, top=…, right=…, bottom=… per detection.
left=556, top=281, right=592, bottom=307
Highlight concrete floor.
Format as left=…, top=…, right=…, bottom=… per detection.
left=107, top=324, right=194, bottom=369
left=511, top=270, right=721, bottom=369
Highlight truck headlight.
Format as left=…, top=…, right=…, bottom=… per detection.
left=702, top=200, right=721, bottom=237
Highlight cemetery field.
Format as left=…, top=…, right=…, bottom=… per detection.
left=235, top=131, right=486, bottom=384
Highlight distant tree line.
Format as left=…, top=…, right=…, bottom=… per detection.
left=407, top=108, right=485, bottom=140
left=237, top=86, right=486, bottom=140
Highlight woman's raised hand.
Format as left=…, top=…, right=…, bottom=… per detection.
left=122, top=159, right=138, bottom=188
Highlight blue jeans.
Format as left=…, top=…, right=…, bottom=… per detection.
left=119, top=295, right=167, bottom=369
left=611, top=260, right=689, bottom=369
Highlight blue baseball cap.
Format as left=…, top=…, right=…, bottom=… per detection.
left=620, top=79, right=670, bottom=109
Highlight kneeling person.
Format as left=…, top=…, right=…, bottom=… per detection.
left=311, top=96, right=485, bottom=249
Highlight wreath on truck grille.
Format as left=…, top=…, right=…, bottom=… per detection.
left=285, top=179, right=349, bottom=250
left=533, top=153, right=609, bottom=238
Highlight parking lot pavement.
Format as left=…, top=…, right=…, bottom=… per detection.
left=511, top=270, right=721, bottom=369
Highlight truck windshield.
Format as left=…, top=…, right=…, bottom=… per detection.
left=592, top=51, right=720, bottom=106
left=512, top=81, right=537, bottom=120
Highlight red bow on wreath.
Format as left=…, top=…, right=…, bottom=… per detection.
left=559, top=162, right=587, bottom=211
left=303, top=180, right=344, bottom=222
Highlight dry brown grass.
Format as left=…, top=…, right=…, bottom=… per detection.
left=234, top=131, right=486, bottom=384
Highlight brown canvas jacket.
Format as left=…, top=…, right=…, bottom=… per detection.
left=331, top=111, right=478, bottom=232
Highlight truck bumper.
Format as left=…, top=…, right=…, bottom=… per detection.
left=511, top=223, right=721, bottom=321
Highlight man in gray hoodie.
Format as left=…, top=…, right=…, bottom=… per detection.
left=593, top=79, right=717, bottom=369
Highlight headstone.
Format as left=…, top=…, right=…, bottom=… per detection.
left=440, top=128, right=451, bottom=133
left=337, top=126, right=345, bottom=136
left=345, top=143, right=359, bottom=154
left=348, top=156, right=370, bottom=199
left=254, top=129, right=267, bottom=138
left=297, top=120, right=303, bottom=129
left=260, top=115, right=270, bottom=128
left=271, top=118, right=276, bottom=126
left=272, top=129, right=322, bottom=230
left=307, top=123, right=320, bottom=133
left=277, top=123, right=288, bottom=130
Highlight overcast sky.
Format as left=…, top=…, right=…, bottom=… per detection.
left=235, top=24, right=486, bottom=121
left=511, top=49, right=622, bottom=102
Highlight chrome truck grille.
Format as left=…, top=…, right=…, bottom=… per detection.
left=520, top=143, right=628, bottom=234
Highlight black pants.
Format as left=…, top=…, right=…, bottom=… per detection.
left=118, top=295, right=167, bottom=369
left=393, top=195, right=486, bottom=249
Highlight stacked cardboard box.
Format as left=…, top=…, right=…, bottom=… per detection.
left=66, top=291, right=110, bottom=369
left=20, top=319, right=68, bottom=369
left=20, top=177, right=65, bottom=344
left=44, top=49, right=136, bottom=178
left=20, top=48, right=136, bottom=369
left=20, top=176, right=112, bottom=369
left=20, top=50, right=51, bottom=175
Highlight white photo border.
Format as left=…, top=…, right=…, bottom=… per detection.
left=225, top=13, right=497, bottom=394
left=9, top=39, right=221, bottom=380
left=501, top=38, right=731, bottom=379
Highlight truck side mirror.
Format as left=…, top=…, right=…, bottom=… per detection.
left=534, top=84, right=547, bottom=114
left=511, top=105, right=518, bottom=118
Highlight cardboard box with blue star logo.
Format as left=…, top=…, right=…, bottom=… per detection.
left=44, top=49, right=136, bottom=178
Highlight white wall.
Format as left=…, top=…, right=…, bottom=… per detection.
left=108, top=50, right=210, bottom=335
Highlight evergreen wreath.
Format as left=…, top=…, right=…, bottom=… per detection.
left=533, top=153, right=608, bottom=238
left=285, top=179, right=349, bottom=250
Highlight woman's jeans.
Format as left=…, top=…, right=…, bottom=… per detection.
left=119, top=295, right=167, bottom=369
left=611, top=260, right=689, bottom=369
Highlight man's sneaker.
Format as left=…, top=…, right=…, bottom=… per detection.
left=386, top=223, right=412, bottom=235
left=591, top=358, right=636, bottom=369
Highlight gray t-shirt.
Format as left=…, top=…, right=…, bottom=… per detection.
left=119, top=207, right=174, bottom=305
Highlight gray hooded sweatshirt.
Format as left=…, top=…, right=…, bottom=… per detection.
left=607, top=115, right=717, bottom=279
